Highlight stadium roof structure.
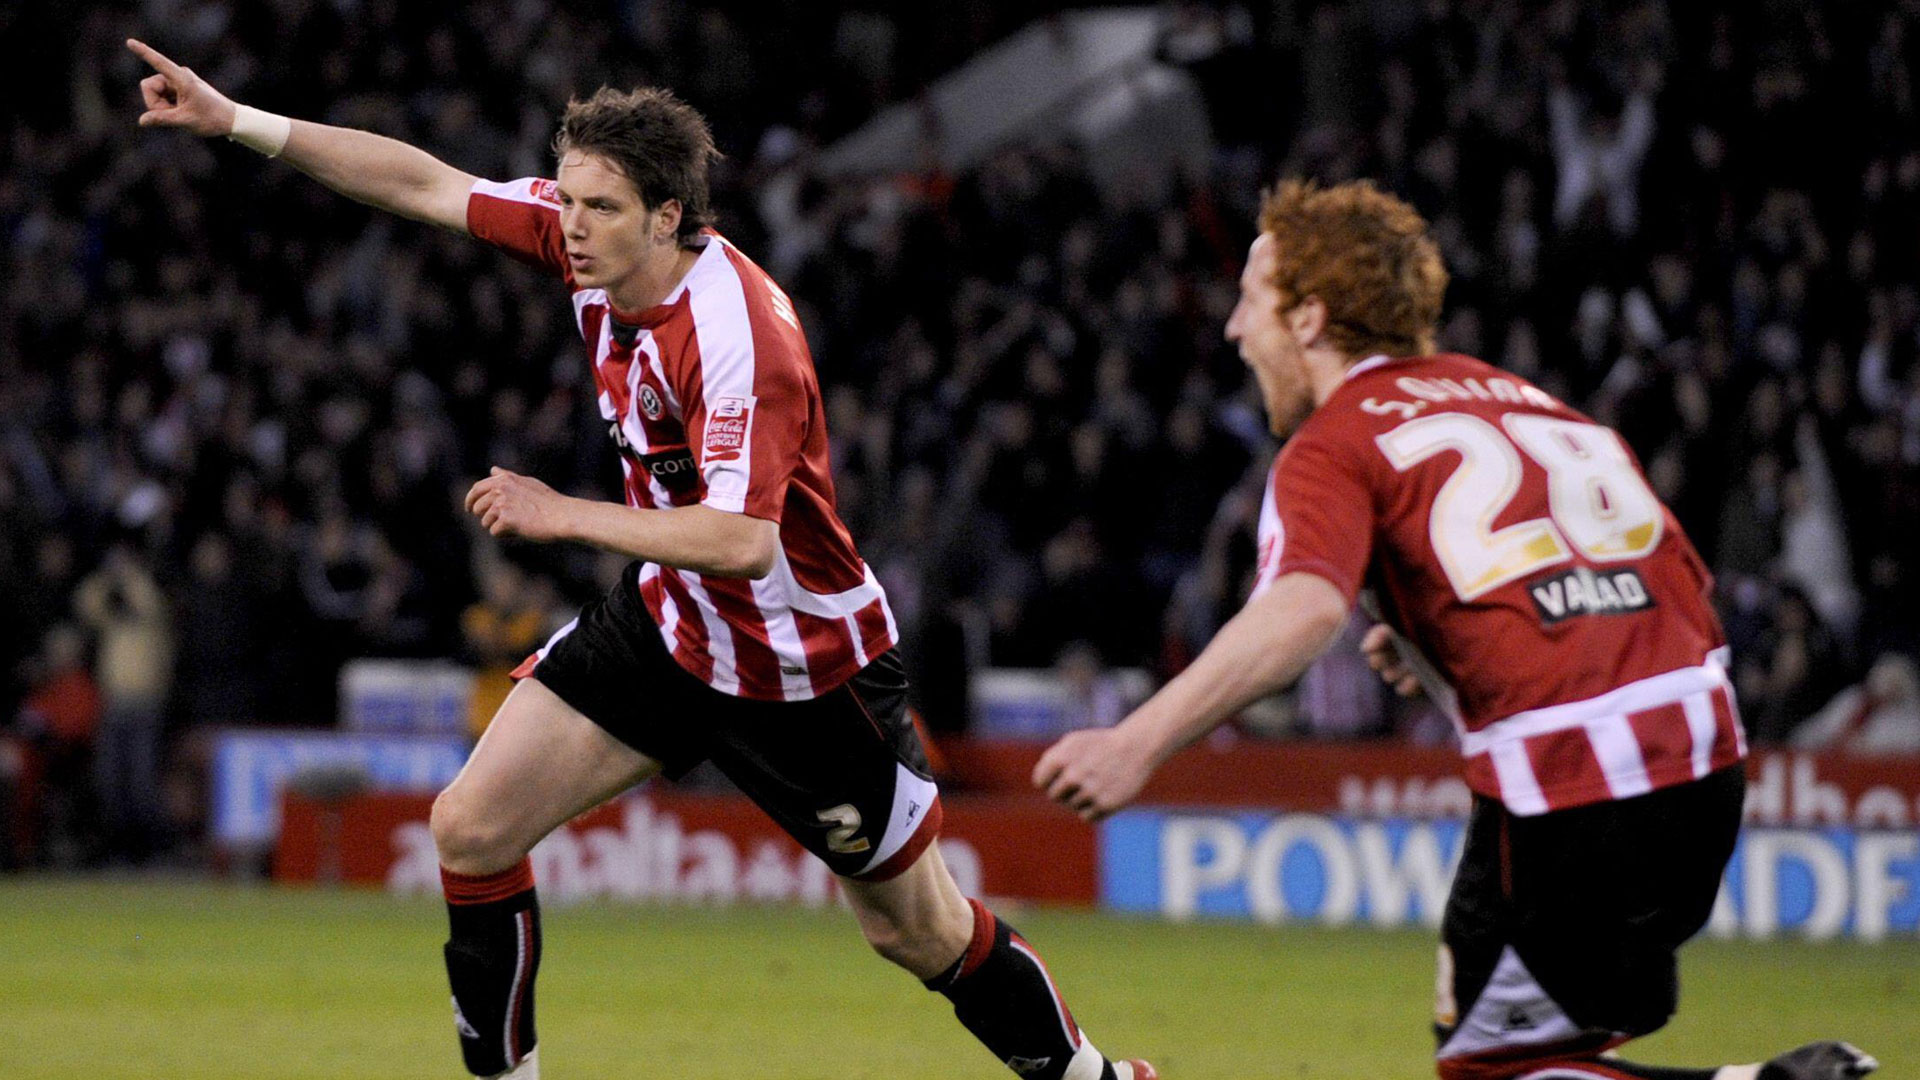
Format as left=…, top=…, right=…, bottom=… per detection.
left=816, top=7, right=1213, bottom=200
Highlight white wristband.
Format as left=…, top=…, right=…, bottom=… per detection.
left=227, top=104, right=291, bottom=157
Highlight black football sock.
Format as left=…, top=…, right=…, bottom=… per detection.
left=925, top=898, right=1115, bottom=1080
left=441, top=859, right=540, bottom=1077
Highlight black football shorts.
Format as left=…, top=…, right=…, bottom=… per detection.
left=524, top=561, right=941, bottom=881
left=1433, top=764, right=1745, bottom=1077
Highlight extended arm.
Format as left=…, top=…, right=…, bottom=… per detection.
left=465, top=467, right=778, bottom=579
left=1034, top=571, right=1350, bottom=819
left=127, top=38, right=474, bottom=231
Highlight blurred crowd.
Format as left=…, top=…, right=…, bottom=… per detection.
left=3, top=0, right=1918, bottom=863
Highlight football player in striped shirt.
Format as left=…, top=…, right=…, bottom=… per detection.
left=130, top=37, right=1153, bottom=1080
left=1035, top=180, right=1875, bottom=1080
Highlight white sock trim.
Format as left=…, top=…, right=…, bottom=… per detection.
left=481, top=1045, right=538, bottom=1080
left=1713, top=1066, right=1761, bottom=1080
left=227, top=104, right=291, bottom=156
left=1060, top=1038, right=1105, bottom=1080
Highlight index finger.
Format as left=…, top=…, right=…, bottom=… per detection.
left=464, top=477, right=497, bottom=513
left=1031, top=745, right=1063, bottom=790
left=126, top=39, right=185, bottom=78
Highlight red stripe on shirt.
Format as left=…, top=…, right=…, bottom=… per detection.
left=852, top=598, right=892, bottom=655
left=1464, top=753, right=1500, bottom=802
left=636, top=569, right=667, bottom=637
left=1627, top=702, right=1695, bottom=790
left=780, top=486, right=870, bottom=590
left=704, top=576, right=784, bottom=698
left=793, top=609, right=854, bottom=697
left=1525, top=728, right=1608, bottom=812
left=467, top=183, right=569, bottom=279
left=658, top=569, right=716, bottom=685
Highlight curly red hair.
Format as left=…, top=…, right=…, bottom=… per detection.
left=1257, top=179, right=1447, bottom=358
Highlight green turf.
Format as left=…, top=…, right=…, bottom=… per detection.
left=0, top=880, right=1912, bottom=1079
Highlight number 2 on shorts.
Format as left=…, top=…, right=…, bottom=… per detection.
left=816, top=804, right=871, bottom=855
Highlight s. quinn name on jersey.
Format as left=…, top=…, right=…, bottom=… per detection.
left=1528, top=566, right=1655, bottom=625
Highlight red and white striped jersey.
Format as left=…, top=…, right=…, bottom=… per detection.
left=470, top=177, right=896, bottom=701
left=1252, top=353, right=1745, bottom=815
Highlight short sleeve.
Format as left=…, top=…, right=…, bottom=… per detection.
left=676, top=252, right=813, bottom=522
left=1250, top=430, right=1376, bottom=605
left=466, top=178, right=569, bottom=279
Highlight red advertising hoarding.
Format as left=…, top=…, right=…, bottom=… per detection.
left=276, top=788, right=1098, bottom=905
left=275, top=743, right=1919, bottom=908
left=940, top=741, right=1920, bottom=827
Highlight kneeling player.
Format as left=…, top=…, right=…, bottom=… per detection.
left=1035, top=179, right=1875, bottom=1080
left=130, top=38, right=1153, bottom=1080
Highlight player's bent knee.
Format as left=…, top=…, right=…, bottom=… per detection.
left=430, top=786, right=528, bottom=873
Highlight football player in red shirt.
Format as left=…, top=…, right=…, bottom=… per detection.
left=1036, top=180, right=1875, bottom=1080
left=131, top=37, right=1152, bottom=1080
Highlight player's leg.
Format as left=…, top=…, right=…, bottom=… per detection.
left=842, top=843, right=1153, bottom=1080
left=704, top=649, right=1151, bottom=1080
left=1497, top=1043, right=1878, bottom=1079
left=431, top=676, right=661, bottom=1079
left=433, top=561, right=709, bottom=1078
left=1502, top=767, right=1875, bottom=1080
left=1435, top=769, right=1874, bottom=1080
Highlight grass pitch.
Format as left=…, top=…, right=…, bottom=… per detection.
left=1, top=880, right=1913, bottom=1079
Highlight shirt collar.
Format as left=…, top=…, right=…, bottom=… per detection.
left=610, top=233, right=717, bottom=331
left=1342, top=354, right=1396, bottom=382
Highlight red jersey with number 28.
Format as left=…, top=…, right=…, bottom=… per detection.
left=1253, top=353, right=1745, bottom=815
left=469, top=177, right=896, bottom=702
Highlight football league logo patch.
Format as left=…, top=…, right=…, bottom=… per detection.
left=705, top=396, right=753, bottom=461
left=531, top=178, right=559, bottom=204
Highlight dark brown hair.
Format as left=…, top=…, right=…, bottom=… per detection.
left=554, top=87, right=721, bottom=244
left=1257, top=179, right=1447, bottom=358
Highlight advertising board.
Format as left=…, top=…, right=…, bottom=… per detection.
left=275, top=789, right=1098, bottom=906
left=1100, top=809, right=1920, bottom=941
left=266, top=741, right=1918, bottom=939
left=210, top=729, right=470, bottom=847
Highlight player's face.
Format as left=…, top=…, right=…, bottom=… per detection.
left=1226, top=234, right=1314, bottom=437
left=555, top=151, right=664, bottom=293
